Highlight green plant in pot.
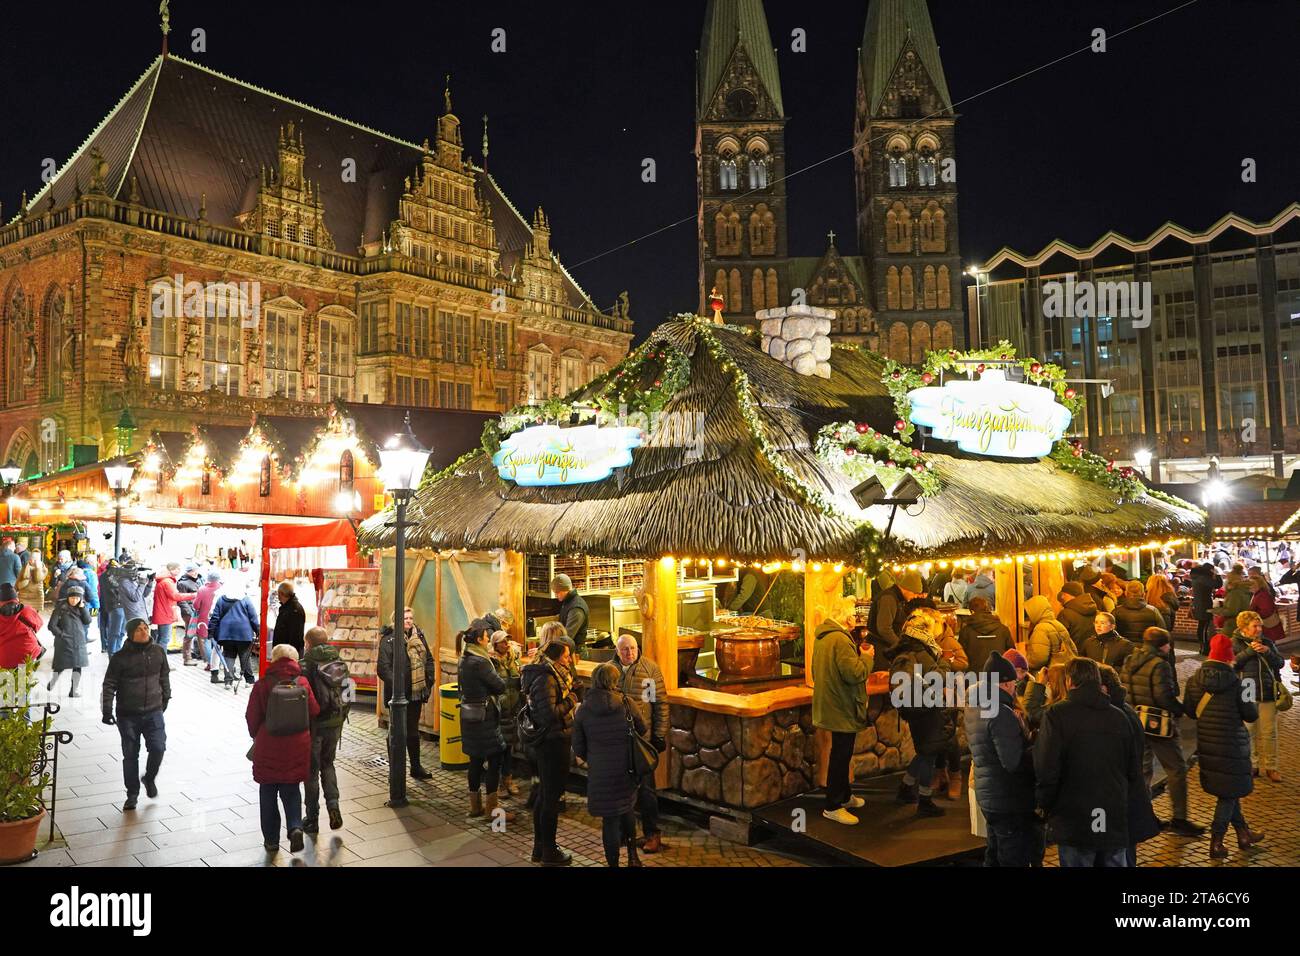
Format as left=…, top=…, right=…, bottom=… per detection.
left=0, top=662, right=51, bottom=864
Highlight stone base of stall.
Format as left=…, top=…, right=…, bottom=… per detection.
left=667, top=698, right=916, bottom=810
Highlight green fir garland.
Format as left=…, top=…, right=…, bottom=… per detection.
left=814, top=420, right=942, bottom=497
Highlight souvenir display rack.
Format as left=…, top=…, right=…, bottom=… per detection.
left=319, top=568, right=381, bottom=690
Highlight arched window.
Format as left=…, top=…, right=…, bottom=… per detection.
left=766, top=269, right=779, bottom=310
left=918, top=147, right=937, bottom=187
left=839, top=309, right=857, bottom=334
left=751, top=269, right=766, bottom=312
left=749, top=204, right=776, bottom=255
left=259, top=455, right=272, bottom=497
left=717, top=139, right=740, bottom=191
left=340, top=449, right=355, bottom=490
left=713, top=270, right=727, bottom=304
left=919, top=202, right=946, bottom=253
left=728, top=269, right=743, bottom=313
left=911, top=323, right=932, bottom=365
left=937, top=266, right=952, bottom=309
left=715, top=204, right=742, bottom=256
left=43, top=286, right=66, bottom=400
left=888, top=322, right=910, bottom=362
left=38, top=415, right=66, bottom=473
left=923, top=266, right=938, bottom=310
left=886, top=202, right=911, bottom=253
left=888, top=147, right=908, bottom=187
left=747, top=143, right=770, bottom=189
left=886, top=267, right=901, bottom=310
left=527, top=344, right=552, bottom=402
left=933, top=320, right=954, bottom=352
left=900, top=267, right=915, bottom=310
left=6, top=284, right=29, bottom=405
left=319, top=314, right=354, bottom=403
left=263, top=308, right=301, bottom=399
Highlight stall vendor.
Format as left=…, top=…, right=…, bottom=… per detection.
left=550, top=574, right=589, bottom=652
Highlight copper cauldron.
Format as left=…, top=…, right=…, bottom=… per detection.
left=713, top=627, right=781, bottom=678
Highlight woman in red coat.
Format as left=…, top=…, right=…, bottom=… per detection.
left=1248, top=577, right=1286, bottom=642
left=246, top=644, right=319, bottom=854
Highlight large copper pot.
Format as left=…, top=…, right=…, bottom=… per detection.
left=713, top=627, right=781, bottom=678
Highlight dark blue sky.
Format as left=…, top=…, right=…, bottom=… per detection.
left=2, top=0, right=1296, bottom=339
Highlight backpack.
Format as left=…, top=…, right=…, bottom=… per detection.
left=308, top=658, right=352, bottom=721
left=265, top=678, right=310, bottom=735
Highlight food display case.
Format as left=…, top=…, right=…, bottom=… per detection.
left=319, top=568, right=381, bottom=690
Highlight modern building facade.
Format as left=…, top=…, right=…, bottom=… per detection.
left=0, top=54, right=632, bottom=477
left=969, top=204, right=1300, bottom=484
left=695, top=0, right=963, bottom=358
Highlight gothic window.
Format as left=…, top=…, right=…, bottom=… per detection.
left=749, top=204, right=776, bottom=255
left=263, top=308, right=301, bottom=399
left=746, top=139, right=770, bottom=190
left=911, top=323, right=932, bottom=365
left=148, top=290, right=181, bottom=392
left=888, top=323, right=910, bottom=362
left=44, top=286, right=65, bottom=401
left=715, top=204, right=742, bottom=256
left=888, top=148, right=908, bottom=188
left=766, top=269, right=779, bottom=310
left=920, top=202, right=946, bottom=253
left=527, top=345, right=552, bottom=402
left=6, top=285, right=27, bottom=405
left=719, top=158, right=738, bottom=191
left=751, top=269, right=766, bottom=312
left=339, top=450, right=355, bottom=489
left=886, top=202, right=912, bottom=253
left=918, top=147, right=937, bottom=187
left=933, top=320, right=954, bottom=352
left=923, top=266, right=938, bottom=310
left=728, top=269, right=743, bottom=313
left=900, top=267, right=915, bottom=310
left=40, top=416, right=66, bottom=473
left=937, top=267, right=952, bottom=310
left=886, top=267, right=901, bottom=310
left=319, top=314, right=354, bottom=403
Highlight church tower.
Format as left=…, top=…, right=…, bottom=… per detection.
left=696, top=0, right=789, bottom=324
left=855, top=0, right=963, bottom=360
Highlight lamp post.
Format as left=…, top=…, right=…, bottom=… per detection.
left=0, top=461, right=20, bottom=524
left=103, top=458, right=135, bottom=560
left=377, top=412, right=432, bottom=808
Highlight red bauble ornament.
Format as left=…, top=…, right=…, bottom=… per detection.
left=844, top=446, right=856, bottom=456
left=1071, top=446, right=1083, bottom=458
left=999, top=353, right=1009, bottom=360
left=894, top=420, right=906, bottom=432
left=855, top=422, right=869, bottom=434
left=1105, top=461, right=1115, bottom=472
left=912, top=448, right=922, bottom=458
left=976, top=363, right=986, bottom=374
left=886, top=461, right=896, bottom=469
left=654, top=379, right=662, bottom=387
left=914, top=463, right=924, bottom=473
left=1064, top=387, right=1076, bottom=400
left=921, top=372, right=934, bottom=385
left=891, top=370, right=902, bottom=380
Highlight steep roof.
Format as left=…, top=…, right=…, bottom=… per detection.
left=359, top=317, right=1205, bottom=564
left=860, top=0, right=953, bottom=116
left=20, top=55, right=597, bottom=311
left=698, top=0, right=784, bottom=115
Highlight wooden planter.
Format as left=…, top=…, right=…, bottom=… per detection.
left=0, top=808, right=46, bottom=865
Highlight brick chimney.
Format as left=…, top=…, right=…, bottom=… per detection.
left=756, top=305, right=833, bottom=378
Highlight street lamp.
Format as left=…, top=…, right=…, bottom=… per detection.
left=377, top=412, right=432, bottom=808
left=104, top=458, right=135, bottom=560
left=0, top=461, right=20, bottom=523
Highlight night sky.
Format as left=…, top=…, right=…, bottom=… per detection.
left=2, top=0, right=1296, bottom=340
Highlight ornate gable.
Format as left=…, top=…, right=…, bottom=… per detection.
left=237, top=121, right=334, bottom=249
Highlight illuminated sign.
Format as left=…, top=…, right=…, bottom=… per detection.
left=907, top=369, right=1072, bottom=458
left=493, top=423, right=643, bottom=486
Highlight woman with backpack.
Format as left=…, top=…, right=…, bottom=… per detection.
left=572, top=662, right=647, bottom=867
left=208, top=575, right=260, bottom=685
left=459, top=624, right=515, bottom=824
left=301, top=626, right=348, bottom=833
left=245, top=643, right=320, bottom=855
left=1022, top=595, right=1076, bottom=670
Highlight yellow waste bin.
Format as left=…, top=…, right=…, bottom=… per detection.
left=438, top=683, right=468, bottom=770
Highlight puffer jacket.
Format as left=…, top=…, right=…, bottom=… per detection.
left=969, top=573, right=996, bottom=607
left=520, top=659, right=576, bottom=742
left=209, top=593, right=260, bottom=645
left=964, top=687, right=1035, bottom=815
left=572, top=687, right=645, bottom=818
left=616, top=652, right=670, bottom=743
left=1023, top=595, right=1075, bottom=669
left=1231, top=629, right=1284, bottom=703
left=1082, top=630, right=1136, bottom=670
left=101, top=638, right=171, bottom=717
left=1249, top=587, right=1286, bottom=642
left=957, top=610, right=1013, bottom=673
left=1057, top=594, right=1099, bottom=649
left=74, top=562, right=100, bottom=610
left=102, top=565, right=154, bottom=621
left=151, top=573, right=195, bottom=626
left=1189, top=565, right=1218, bottom=621
left=492, top=649, right=522, bottom=749
left=1033, top=683, right=1141, bottom=850
left=1113, top=596, right=1165, bottom=643
left=1214, top=582, right=1252, bottom=637
left=458, top=645, right=507, bottom=760
left=0, top=598, right=43, bottom=668
left=811, top=620, right=871, bottom=733
left=48, top=599, right=92, bottom=671
left=1183, top=660, right=1257, bottom=798
left=246, top=657, right=320, bottom=785
left=1120, top=644, right=1182, bottom=716
left=377, top=625, right=436, bottom=705
left=890, top=635, right=951, bottom=756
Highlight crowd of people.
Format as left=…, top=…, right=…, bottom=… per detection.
left=808, top=556, right=1292, bottom=865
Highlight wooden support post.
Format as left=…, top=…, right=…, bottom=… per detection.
left=994, top=564, right=1021, bottom=639
left=803, top=565, right=847, bottom=688
left=643, top=558, right=678, bottom=789
left=502, top=550, right=526, bottom=646
left=1036, top=559, right=1065, bottom=612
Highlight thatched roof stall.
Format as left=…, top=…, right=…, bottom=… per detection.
left=358, top=316, right=1205, bottom=564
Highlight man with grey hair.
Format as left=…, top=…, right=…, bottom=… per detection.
left=551, top=574, right=589, bottom=653
left=615, top=633, right=669, bottom=854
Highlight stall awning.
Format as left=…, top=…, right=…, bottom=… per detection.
left=1207, top=500, right=1300, bottom=540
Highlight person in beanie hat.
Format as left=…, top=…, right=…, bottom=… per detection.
left=47, top=584, right=92, bottom=696
left=957, top=596, right=1013, bottom=674
left=965, top=651, right=1041, bottom=866
left=550, top=573, right=589, bottom=653
left=0, top=581, right=44, bottom=669
left=1076, top=565, right=1115, bottom=614
left=1057, top=580, right=1099, bottom=650
left=102, top=618, right=170, bottom=810
left=1120, top=627, right=1203, bottom=836
left=891, top=609, right=952, bottom=817
left=867, top=568, right=925, bottom=655
left=1185, top=632, right=1263, bottom=859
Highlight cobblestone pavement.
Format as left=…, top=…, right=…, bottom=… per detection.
left=19, top=627, right=1299, bottom=867
left=19, top=625, right=805, bottom=868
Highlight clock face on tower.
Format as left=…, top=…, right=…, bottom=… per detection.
left=726, top=88, right=757, bottom=119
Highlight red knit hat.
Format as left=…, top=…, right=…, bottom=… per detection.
left=1208, top=634, right=1235, bottom=663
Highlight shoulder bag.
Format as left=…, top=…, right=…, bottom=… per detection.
left=1134, top=704, right=1173, bottom=738
left=623, top=696, right=659, bottom=779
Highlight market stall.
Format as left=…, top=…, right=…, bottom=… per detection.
left=359, top=309, right=1206, bottom=812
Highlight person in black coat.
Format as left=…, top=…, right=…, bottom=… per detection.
left=1185, top=636, right=1264, bottom=859
left=573, top=662, right=647, bottom=867
left=1188, top=563, right=1220, bottom=655
left=957, top=597, right=1013, bottom=673
left=1113, top=580, right=1166, bottom=644
left=376, top=607, right=436, bottom=780
left=458, top=624, right=513, bottom=823
left=891, top=610, right=952, bottom=817
left=1098, top=664, right=1162, bottom=866
left=964, top=652, right=1041, bottom=866
left=175, top=565, right=203, bottom=664
left=1033, top=656, right=1144, bottom=867
left=272, top=582, right=306, bottom=658
left=520, top=640, right=577, bottom=866
left=47, top=585, right=92, bottom=697
left=549, top=574, right=589, bottom=652
left=1056, top=582, right=1099, bottom=652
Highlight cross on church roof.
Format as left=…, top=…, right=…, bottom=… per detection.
left=827, top=229, right=836, bottom=245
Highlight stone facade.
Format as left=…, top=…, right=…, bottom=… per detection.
left=758, top=305, right=833, bottom=378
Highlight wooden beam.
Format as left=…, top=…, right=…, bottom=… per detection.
left=803, top=565, right=846, bottom=689
left=643, top=557, right=678, bottom=789
left=502, top=550, right=526, bottom=646
left=994, top=564, right=1021, bottom=639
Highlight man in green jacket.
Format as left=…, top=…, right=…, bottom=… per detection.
left=302, top=626, right=347, bottom=833
left=1214, top=571, right=1252, bottom=640
left=813, top=602, right=873, bottom=825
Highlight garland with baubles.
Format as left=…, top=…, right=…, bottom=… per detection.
left=814, top=420, right=942, bottom=497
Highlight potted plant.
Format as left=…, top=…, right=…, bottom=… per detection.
left=0, top=663, right=50, bottom=864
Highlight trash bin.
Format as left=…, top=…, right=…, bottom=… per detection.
left=438, top=683, right=468, bottom=770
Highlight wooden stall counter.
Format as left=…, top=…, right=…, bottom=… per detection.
left=667, top=683, right=812, bottom=717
